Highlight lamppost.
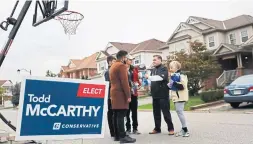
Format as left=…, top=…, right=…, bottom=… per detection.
left=17, top=68, right=31, bottom=75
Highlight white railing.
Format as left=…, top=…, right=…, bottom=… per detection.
left=216, top=70, right=237, bottom=87
left=216, top=69, right=253, bottom=87
left=216, top=70, right=225, bottom=87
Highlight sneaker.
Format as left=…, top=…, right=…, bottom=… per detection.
left=126, top=130, right=131, bottom=135
left=120, top=135, right=136, bottom=143
left=175, top=130, right=190, bottom=137
left=133, top=130, right=141, bottom=135
left=175, top=130, right=184, bottom=137
left=182, top=131, right=190, bottom=137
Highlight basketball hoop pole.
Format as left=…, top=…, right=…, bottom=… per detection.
left=0, top=1, right=41, bottom=143
left=0, top=0, right=32, bottom=68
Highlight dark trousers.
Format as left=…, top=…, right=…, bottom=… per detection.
left=113, top=109, right=127, bottom=138
left=107, top=99, right=115, bottom=137
left=152, top=98, right=174, bottom=132
left=126, top=96, right=138, bottom=131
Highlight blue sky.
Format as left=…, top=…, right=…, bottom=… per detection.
left=0, top=0, right=253, bottom=82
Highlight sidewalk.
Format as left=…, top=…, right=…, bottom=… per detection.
left=138, top=96, right=152, bottom=106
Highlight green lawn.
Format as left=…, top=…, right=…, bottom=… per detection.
left=138, top=96, right=204, bottom=111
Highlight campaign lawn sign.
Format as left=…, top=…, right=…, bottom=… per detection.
left=15, top=76, right=109, bottom=141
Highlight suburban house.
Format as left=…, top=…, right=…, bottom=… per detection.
left=90, top=38, right=165, bottom=80
left=0, top=80, right=13, bottom=96
left=59, top=52, right=98, bottom=79
left=0, top=80, right=13, bottom=105
left=160, top=14, right=253, bottom=88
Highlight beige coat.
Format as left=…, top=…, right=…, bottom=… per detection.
left=171, top=74, right=189, bottom=102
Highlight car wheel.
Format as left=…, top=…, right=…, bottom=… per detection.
left=230, top=102, right=241, bottom=108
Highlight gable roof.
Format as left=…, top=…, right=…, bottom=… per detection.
left=110, top=42, right=137, bottom=53
left=190, top=15, right=253, bottom=34
left=95, top=50, right=111, bottom=61
left=61, top=66, right=69, bottom=71
left=165, top=14, right=253, bottom=46
left=167, top=22, right=202, bottom=43
left=77, top=52, right=98, bottom=69
left=0, top=80, right=12, bottom=86
left=98, top=38, right=164, bottom=59
left=61, top=52, right=99, bottom=72
left=212, top=43, right=250, bottom=56
left=190, top=16, right=223, bottom=29
left=131, top=39, right=165, bottom=53
left=69, top=59, right=82, bottom=66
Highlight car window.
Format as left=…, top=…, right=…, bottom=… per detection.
left=231, top=75, right=253, bottom=85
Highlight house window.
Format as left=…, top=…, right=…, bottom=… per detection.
left=229, top=33, right=236, bottom=44
left=208, top=36, right=215, bottom=47
left=99, top=62, right=106, bottom=71
left=134, top=55, right=141, bottom=65
left=241, top=30, right=248, bottom=42
left=168, top=52, right=177, bottom=60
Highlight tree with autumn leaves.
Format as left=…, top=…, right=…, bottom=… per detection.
left=167, top=40, right=221, bottom=96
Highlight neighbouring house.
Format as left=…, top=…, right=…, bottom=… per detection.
left=90, top=38, right=165, bottom=80
left=59, top=52, right=98, bottom=79
left=160, top=14, right=253, bottom=88
left=0, top=80, right=13, bottom=105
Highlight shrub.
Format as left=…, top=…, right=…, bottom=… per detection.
left=199, top=89, right=224, bottom=103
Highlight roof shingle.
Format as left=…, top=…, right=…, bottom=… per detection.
left=191, top=15, right=253, bottom=31
left=110, top=42, right=137, bottom=53
left=131, top=39, right=165, bottom=53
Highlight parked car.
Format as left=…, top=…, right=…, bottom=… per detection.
left=224, top=74, right=253, bottom=108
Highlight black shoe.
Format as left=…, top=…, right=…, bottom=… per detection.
left=120, top=135, right=136, bottom=143
left=114, top=137, right=120, bottom=141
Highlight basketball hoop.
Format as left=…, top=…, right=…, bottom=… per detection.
left=55, top=10, right=84, bottom=35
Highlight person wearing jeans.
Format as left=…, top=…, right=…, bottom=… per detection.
left=168, top=60, right=190, bottom=137
left=145, top=55, right=174, bottom=135
left=104, top=56, right=116, bottom=138
left=125, top=55, right=141, bottom=135
left=109, top=50, right=136, bottom=143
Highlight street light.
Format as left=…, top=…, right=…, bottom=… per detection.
left=17, top=68, right=31, bottom=75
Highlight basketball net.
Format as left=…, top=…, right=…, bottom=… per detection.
left=55, top=10, right=84, bottom=37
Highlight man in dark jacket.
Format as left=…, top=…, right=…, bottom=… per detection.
left=104, top=56, right=116, bottom=138
left=145, top=55, right=174, bottom=135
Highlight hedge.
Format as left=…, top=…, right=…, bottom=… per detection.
left=199, top=89, right=224, bottom=103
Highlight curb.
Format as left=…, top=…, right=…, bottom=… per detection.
left=190, top=100, right=225, bottom=110
left=244, top=111, right=253, bottom=114
left=0, top=106, right=14, bottom=110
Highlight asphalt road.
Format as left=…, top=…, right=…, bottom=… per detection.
left=0, top=109, right=253, bottom=144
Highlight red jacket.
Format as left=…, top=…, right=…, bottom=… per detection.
left=132, top=66, right=141, bottom=96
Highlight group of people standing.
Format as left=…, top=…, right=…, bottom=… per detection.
left=104, top=50, right=190, bottom=143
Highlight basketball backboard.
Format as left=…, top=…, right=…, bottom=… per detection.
left=32, top=0, right=68, bottom=27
